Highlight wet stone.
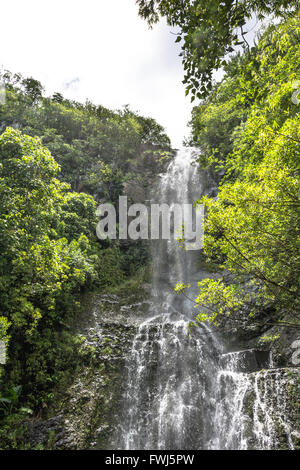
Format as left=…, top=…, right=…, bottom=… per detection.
left=219, top=349, right=270, bottom=373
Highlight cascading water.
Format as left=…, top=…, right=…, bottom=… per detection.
left=209, top=355, right=300, bottom=450
left=111, top=148, right=299, bottom=451
left=113, top=148, right=222, bottom=450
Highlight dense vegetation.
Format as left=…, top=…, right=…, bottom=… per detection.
left=0, top=75, right=171, bottom=432
left=136, top=0, right=298, bottom=98
left=0, top=0, right=299, bottom=450
left=0, top=72, right=171, bottom=197
left=180, top=14, right=300, bottom=330
left=138, top=2, right=299, bottom=330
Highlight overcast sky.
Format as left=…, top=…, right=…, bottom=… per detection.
left=0, top=0, right=198, bottom=147
left=0, top=1, right=264, bottom=148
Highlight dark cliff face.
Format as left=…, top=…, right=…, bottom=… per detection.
left=215, top=288, right=300, bottom=369
left=25, top=286, right=151, bottom=450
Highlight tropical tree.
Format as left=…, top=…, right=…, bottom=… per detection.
left=136, top=0, right=299, bottom=98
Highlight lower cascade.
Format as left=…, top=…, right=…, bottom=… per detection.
left=210, top=355, right=300, bottom=449
left=110, top=148, right=299, bottom=450
left=113, top=314, right=218, bottom=450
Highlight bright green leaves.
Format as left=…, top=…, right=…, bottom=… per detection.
left=0, top=71, right=171, bottom=199
left=0, top=129, right=102, bottom=402
left=194, top=279, right=244, bottom=326
left=189, top=15, right=300, bottom=173
left=196, top=111, right=300, bottom=320
left=174, top=282, right=191, bottom=294
left=0, top=317, right=10, bottom=351
left=136, top=0, right=298, bottom=100
left=188, top=14, right=300, bottom=326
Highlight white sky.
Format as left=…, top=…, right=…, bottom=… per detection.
left=0, top=0, right=199, bottom=147
left=0, top=1, right=264, bottom=148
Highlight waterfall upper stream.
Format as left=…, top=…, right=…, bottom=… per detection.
left=113, top=148, right=221, bottom=449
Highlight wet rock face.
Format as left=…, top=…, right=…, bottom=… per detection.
left=25, top=288, right=151, bottom=450
left=26, top=415, right=65, bottom=448
left=219, top=349, right=270, bottom=373
left=111, top=314, right=221, bottom=450
left=210, top=367, right=300, bottom=450
left=62, top=291, right=152, bottom=450
left=59, top=322, right=136, bottom=450
left=245, top=369, right=300, bottom=450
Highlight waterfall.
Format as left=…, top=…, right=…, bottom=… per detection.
left=113, top=148, right=220, bottom=450
left=209, top=356, right=300, bottom=450
left=111, top=148, right=299, bottom=451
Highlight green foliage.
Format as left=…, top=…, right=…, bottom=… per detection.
left=174, top=282, right=191, bottom=294
left=136, top=0, right=298, bottom=99
left=199, top=126, right=300, bottom=319
left=0, top=74, right=171, bottom=417
left=0, top=71, right=171, bottom=197
left=189, top=14, right=300, bottom=172
left=258, top=334, right=280, bottom=344
left=0, top=317, right=10, bottom=342
left=187, top=62, right=249, bottom=169
left=121, top=241, right=150, bottom=276
left=0, top=128, right=103, bottom=405
left=190, top=16, right=300, bottom=326
left=0, top=128, right=130, bottom=411
left=0, top=410, right=31, bottom=449
left=0, top=385, right=32, bottom=417
left=194, top=279, right=244, bottom=326
left=96, top=244, right=124, bottom=287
